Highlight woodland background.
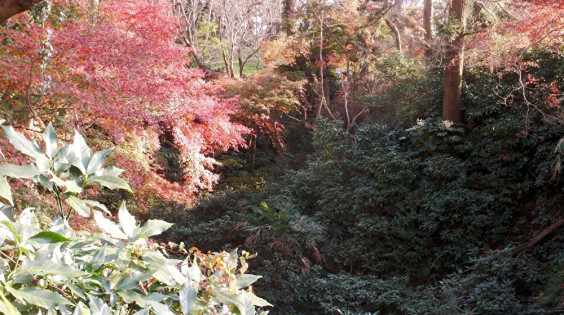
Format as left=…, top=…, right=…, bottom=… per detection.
left=0, top=0, right=563, bottom=313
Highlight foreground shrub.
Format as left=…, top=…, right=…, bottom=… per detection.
left=0, top=124, right=270, bottom=314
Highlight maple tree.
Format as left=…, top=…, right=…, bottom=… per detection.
left=221, top=71, right=306, bottom=169
left=0, top=0, right=248, bottom=207
left=445, top=0, right=564, bottom=123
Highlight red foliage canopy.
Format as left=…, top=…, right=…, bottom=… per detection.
left=0, top=0, right=248, bottom=206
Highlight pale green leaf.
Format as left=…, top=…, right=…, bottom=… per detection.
left=1, top=221, right=21, bottom=243
left=118, top=202, right=136, bottom=239
left=23, top=260, right=88, bottom=280
left=35, top=154, right=52, bottom=172
left=91, top=245, right=107, bottom=270
left=70, top=130, right=91, bottom=174
left=42, top=123, right=58, bottom=158
left=71, top=301, right=90, bottom=315
left=50, top=174, right=83, bottom=194
left=87, top=294, right=112, bottom=315
left=93, top=211, right=127, bottom=239
left=0, top=301, right=18, bottom=315
left=67, top=284, right=87, bottom=301
left=146, top=292, right=168, bottom=303
left=151, top=264, right=176, bottom=286
left=83, top=199, right=110, bottom=214
left=244, top=292, right=272, bottom=307
left=1, top=126, right=44, bottom=158
left=0, top=206, right=14, bottom=221
left=38, top=174, right=54, bottom=192
left=0, top=176, right=13, bottom=206
left=88, top=175, right=132, bottom=192
left=6, top=286, right=71, bottom=309
left=53, top=145, right=72, bottom=173
left=132, top=308, right=150, bottom=315
left=117, top=291, right=147, bottom=307
left=235, top=274, right=262, bottom=289
left=65, top=195, right=91, bottom=217
left=50, top=174, right=66, bottom=187
left=95, top=166, right=125, bottom=177
left=64, top=179, right=83, bottom=194
left=142, top=251, right=183, bottom=285
left=186, top=261, right=202, bottom=283
left=0, top=164, right=40, bottom=179
left=0, top=290, right=20, bottom=315
left=146, top=301, right=175, bottom=315
left=237, top=292, right=257, bottom=315
left=215, top=292, right=255, bottom=314
left=86, top=149, right=112, bottom=175
left=138, top=219, right=173, bottom=238
left=115, top=270, right=154, bottom=291
left=180, top=282, right=197, bottom=314
left=30, top=231, right=72, bottom=243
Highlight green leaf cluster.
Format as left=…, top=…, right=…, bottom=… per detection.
left=0, top=123, right=130, bottom=219
left=0, top=124, right=270, bottom=314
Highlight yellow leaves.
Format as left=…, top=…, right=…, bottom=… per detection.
left=261, top=34, right=309, bottom=69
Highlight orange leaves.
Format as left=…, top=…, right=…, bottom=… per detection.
left=467, top=0, right=564, bottom=68
left=261, top=34, right=309, bottom=69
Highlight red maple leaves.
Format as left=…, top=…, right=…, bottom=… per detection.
left=0, top=0, right=248, bottom=206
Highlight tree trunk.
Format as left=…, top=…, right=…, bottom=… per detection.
left=423, top=0, right=433, bottom=58
left=191, top=51, right=212, bottom=72
left=228, top=45, right=235, bottom=78
left=282, top=0, right=295, bottom=36
left=442, top=0, right=466, bottom=123
left=222, top=49, right=230, bottom=75
left=238, top=55, right=244, bottom=78
left=385, top=18, right=402, bottom=54
left=238, top=47, right=260, bottom=78
left=313, top=10, right=325, bottom=127
left=0, top=0, right=43, bottom=24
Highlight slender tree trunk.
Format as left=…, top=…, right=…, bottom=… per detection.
left=228, top=44, right=235, bottom=77
left=238, top=47, right=260, bottom=78
left=0, top=0, right=43, bottom=24
left=442, top=0, right=466, bottom=123
left=238, top=55, right=244, bottom=78
left=282, top=0, right=295, bottom=36
left=237, top=46, right=244, bottom=78
left=179, top=36, right=214, bottom=72
left=313, top=10, right=325, bottom=127
left=192, top=51, right=212, bottom=72
left=385, top=18, right=402, bottom=54
left=423, top=0, right=433, bottom=58
left=222, top=49, right=230, bottom=74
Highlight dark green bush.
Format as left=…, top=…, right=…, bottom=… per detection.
left=155, top=50, right=564, bottom=313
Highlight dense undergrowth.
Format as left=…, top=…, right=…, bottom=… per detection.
left=155, top=50, right=564, bottom=314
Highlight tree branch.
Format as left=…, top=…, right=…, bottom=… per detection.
left=513, top=218, right=564, bottom=255
left=0, top=0, right=43, bottom=25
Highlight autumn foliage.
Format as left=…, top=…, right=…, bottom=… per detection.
left=0, top=0, right=248, bottom=206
